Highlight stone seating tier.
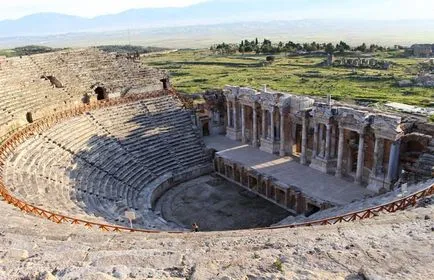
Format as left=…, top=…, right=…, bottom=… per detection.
left=3, top=95, right=210, bottom=230
left=0, top=48, right=166, bottom=134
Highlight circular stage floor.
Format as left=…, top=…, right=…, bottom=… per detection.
left=155, top=175, right=290, bottom=231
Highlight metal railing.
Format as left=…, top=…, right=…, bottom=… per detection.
left=262, top=183, right=433, bottom=230
left=0, top=90, right=432, bottom=234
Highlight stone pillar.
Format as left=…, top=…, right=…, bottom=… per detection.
left=270, top=108, right=275, bottom=142
left=335, top=127, right=344, bottom=177
left=312, top=123, right=319, bottom=159
left=355, top=132, right=365, bottom=185
left=325, top=123, right=331, bottom=159
left=319, top=124, right=324, bottom=158
left=331, top=124, right=336, bottom=158
left=241, top=104, right=246, bottom=143
left=387, top=140, right=400, bottom=183
left=372, top=137, right=384, bottom=177
left=300, top=115, right=308, bottom=165
left=290, top=120, right=296, bottom=156
left=279, top=109, right=285, bottom=156
left=215, top=111, right=220, bottom=124
left=261, top=108, right=266, bottom=139
left=284, top=190, right=288, bottom=208
left=233, top=102, right=238, bottom=130
left=252, top=105, right=258, bottom=147
left=226, top=101, right=231, bottom=127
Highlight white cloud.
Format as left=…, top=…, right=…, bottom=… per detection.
left=0, top=0, right=210, bottom=20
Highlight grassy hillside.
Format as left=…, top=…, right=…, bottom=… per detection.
left=142, top=49, right=433, bottom=106
left=0, top=45, right=65, bottom=57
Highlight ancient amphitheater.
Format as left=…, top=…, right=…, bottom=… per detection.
left=0, top=48, right=433, bottom=280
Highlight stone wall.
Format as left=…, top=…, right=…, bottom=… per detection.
left=213, top=85, right=434, bottom=194
left=332, top=57, right=391, bottom=70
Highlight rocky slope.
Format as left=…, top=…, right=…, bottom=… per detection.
left=0, top=196, right=433, bottom=280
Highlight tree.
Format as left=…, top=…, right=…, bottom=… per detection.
left=336, top=41, right=350, bottom=53
left=325, top=43, right=335, bottom=54
left=260, top=39, right=273, bottom=54
left=355, top=43, right=367, bottom=52
left=239, top=40, right=245, bottom=53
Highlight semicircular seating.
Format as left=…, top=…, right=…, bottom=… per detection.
left=0, top=48, right=165, bottom=134
left=3, top=95, right=211, bottom=230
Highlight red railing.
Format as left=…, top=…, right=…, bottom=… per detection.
left=0, top=91, right=432, bottom=234
left=262, top=183, right=433, bottom=230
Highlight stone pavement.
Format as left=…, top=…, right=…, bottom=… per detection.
left=205, top=135, right=374, bottom=206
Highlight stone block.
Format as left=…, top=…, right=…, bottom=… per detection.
left=309, top=157, right=337, bottom=174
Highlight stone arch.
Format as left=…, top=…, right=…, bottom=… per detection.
left=160, top=78, right=170, bottom=90
left=202, top=122, right=210, bottom=136
left=405, top=140, right=426, bottom=153
left=26, top=112, right=33, bottom=123
left=94, top=86, right=108, bottom=101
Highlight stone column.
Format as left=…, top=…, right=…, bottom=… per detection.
left=300, top=115, right=308, bottom=165
left=319, top=124, right=325, bottom=158
left=241, top=104, right=246, bottom=143
left=312, top=123, right=319, bottom=158
left=372, top=137, right=384, bottom=177
left=270, top=108, right=275, bottom=142
left=284, top=190, right=288, bottom=208
left=261, top=108, right=266, bottom=139
left=331, top=124, right=337, bottom=158
left=226, top=101, right=231, bottom=128
left=252, top=105, right=258, bottom=147
left=279, top=109, right=285, bottom=156
left=325, top=123, right=331, bottom=159
left=335, top=127, right=344, bottom=177
left=387, top=140, right=400, bottom=183
left=233, top=102, right=238, bottom=130
left=290, top=120, right=296, bottom=156
left=355, top=132, right=365, bottom=185
left=215, top=111, right=220, bottom=125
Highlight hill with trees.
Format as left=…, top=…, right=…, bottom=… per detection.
left=211, top=39, right=399, bottom=55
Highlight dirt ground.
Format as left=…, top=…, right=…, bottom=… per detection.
left=155, top=175, right=289, bottom=231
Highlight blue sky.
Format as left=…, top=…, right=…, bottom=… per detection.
left=1, top=0, right=433, bottom=21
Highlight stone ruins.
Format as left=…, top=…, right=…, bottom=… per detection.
left=0, top=47, right=433, bottom=279
left=0, top=48, right=432, bottom=234
left=200, top=86, right=434, bottom=202
left=0, top=48, right=166, bottom=135
left=332, top=57, right=391, bottom=70
left=410, top=44, right=434, bottom=57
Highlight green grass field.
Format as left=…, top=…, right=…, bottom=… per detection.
left=142, top=49, right=433, bottom=106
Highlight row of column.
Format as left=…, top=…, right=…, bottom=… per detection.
left=311, top=122, right=335, bottom=160
left=214, top=156, right=314, bottom=214
left=334, top=128, right=365, bottom=184
left=235, top=101, right=286, bottom=151
left=371, top=137, right=400, bottom=183
left=334, top=127, right=400, bottom=184
left=228, top=102, right=400, bottom=186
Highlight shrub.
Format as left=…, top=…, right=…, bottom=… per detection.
left=266, top=55, right=275, bottom=63
left=273, top=258, right=283, bottom=272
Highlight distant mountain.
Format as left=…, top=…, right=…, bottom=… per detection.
left=1, top=20, right=434, bottom=49
left=0, top=0, right=296, bottom=37
left=1, top=0, right=433, bottom=38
